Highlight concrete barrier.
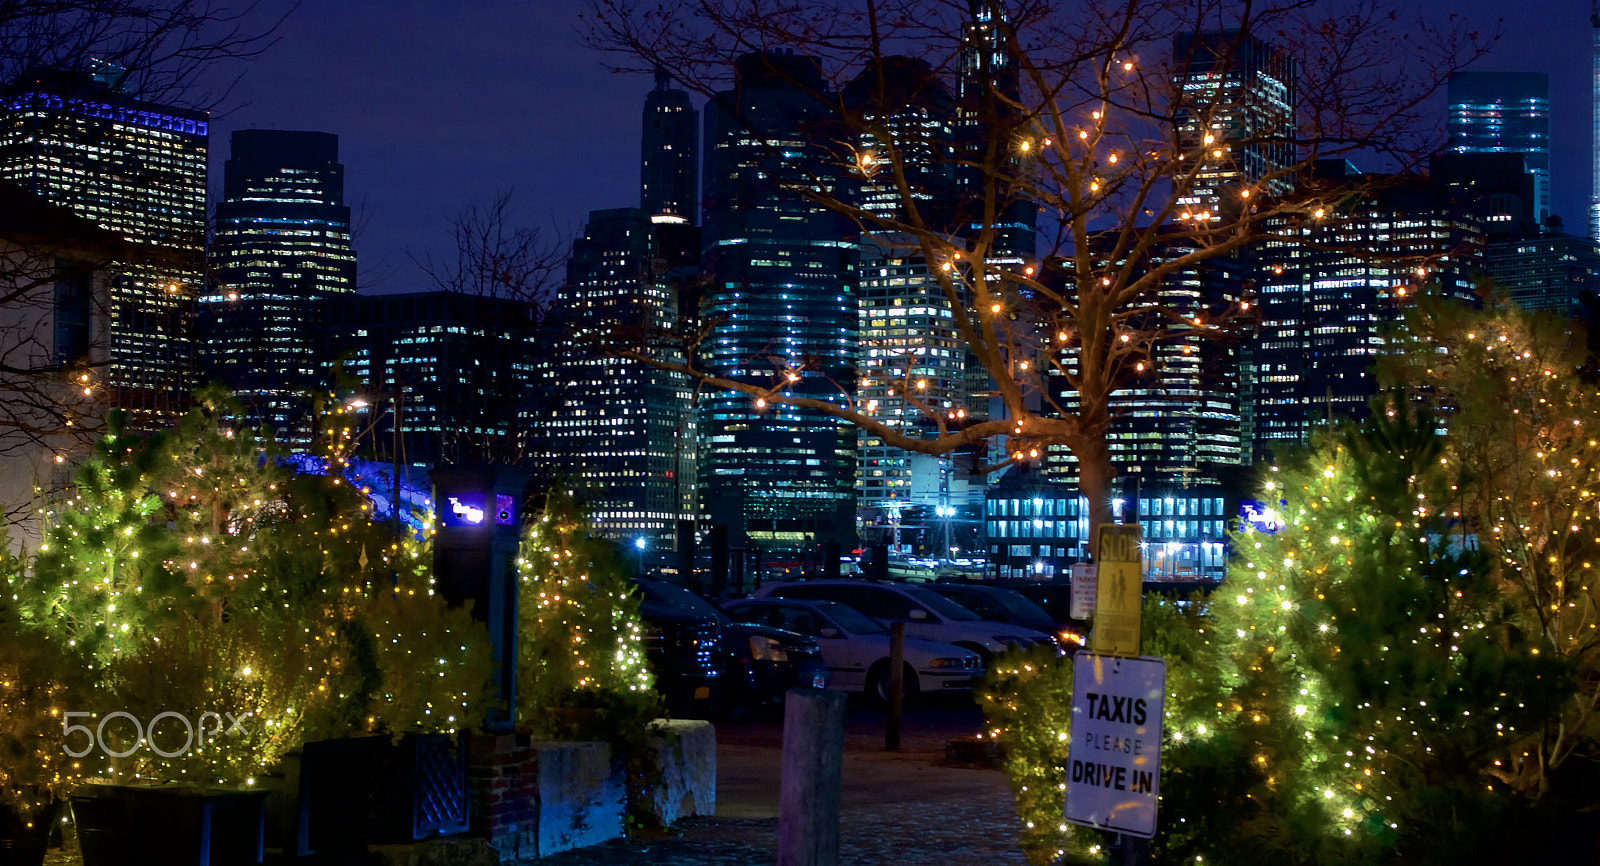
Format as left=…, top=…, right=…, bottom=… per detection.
left=467, top=735, right=624, bottom=860
left=530, top=741, right=625, bottom=856
left=648, top=719, right=716, bottom=825
left=464, top=721, right=713, bottom=862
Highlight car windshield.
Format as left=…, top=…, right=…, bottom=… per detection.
left=812, top=601, right=887, bottom=635
left=905, top=587, right=980, bottom=621
left=634, top=579, right=729, bottom=624
left=986, top=588, right=1055, bottom=622
left=1013, top=584, right=1075, bottom=622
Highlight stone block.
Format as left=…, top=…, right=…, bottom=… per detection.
left=528, top=740, right=625, bottom=857
left=647, top=719, right=717, bottom=825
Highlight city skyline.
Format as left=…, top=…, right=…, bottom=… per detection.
left=196, top=0, right=1592, bottom=292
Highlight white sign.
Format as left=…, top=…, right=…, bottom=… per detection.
left=1070, top=563, right=1097, bottom=620
left=1065, top=653, right=1165, bottom=839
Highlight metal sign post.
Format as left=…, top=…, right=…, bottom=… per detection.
left=1065, top=653, right=1166, bottom=839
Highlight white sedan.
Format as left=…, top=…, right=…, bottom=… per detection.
left=723, top=598, right=984, bottom=701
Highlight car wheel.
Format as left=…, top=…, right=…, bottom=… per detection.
left=954, top=641, right=994, bottom=668
left=866, top=660, right=920, bottom=707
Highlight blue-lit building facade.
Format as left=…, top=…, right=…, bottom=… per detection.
left=701, top=51, right=860, bottom=554
left=0, top=69, right=207, bottom=427
left=1447, top=72, right=1550, bottom=228
left=203, top=129, right=356, bottom=440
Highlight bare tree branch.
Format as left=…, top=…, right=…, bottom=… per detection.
left=585, top=0, right=1493, bottom=537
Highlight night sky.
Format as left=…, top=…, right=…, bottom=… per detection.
left=202, top=0, right=1591, bottom=292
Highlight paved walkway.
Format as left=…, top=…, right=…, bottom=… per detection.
left=40, top=705, right=1029, bottom=865
left=532, top=712, right=1029, bottom=866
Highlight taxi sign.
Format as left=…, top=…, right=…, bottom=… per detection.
left=1065, top=652, right=1165, bottom=838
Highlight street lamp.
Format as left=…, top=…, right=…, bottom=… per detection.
left=347, top=390, right=405, bottom=534
left=634, top=537, right=647, bottom=575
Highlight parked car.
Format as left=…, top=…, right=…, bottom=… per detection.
left=723, top=598, right=984, bottom=702
left=633, top=579, right=723, bottom=711
left=975, top=579, right=1090, bottom=639
left=752, top=579, right=1057, bottom=663
left=925, top=583, right=1086, bottom=649
left=634, top=578, right=827, bottom=715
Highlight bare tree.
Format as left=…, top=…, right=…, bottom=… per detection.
left=0, top=0, right=289, bottom=105
left=405, top=192, right=568, bottom=468
left=584, top=0, right=1489, bottom=536
left=409, top=191, right=565, bottom=304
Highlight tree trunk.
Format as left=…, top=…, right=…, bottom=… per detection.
left=1076, top=437, right=1116, bottom=557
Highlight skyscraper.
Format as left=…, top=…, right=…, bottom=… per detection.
left=546, top=207, right=695, bottom=546
left=856, top=237, right=978, bottom=549
left=701, top=50, right=859, bottom=554
left=1591, top=9, right=1600, bottom=242
left=1486, top=233, right=1600, bottom=317
left=0, top=69, right=207, bottom=426
left=1252, top=162, right=1485, bottom=460
left=1171, top=30, right=1298, bottom=222
left=640, top=70, right=698, bottom=226
left=1446, top=71, right=1550, bottom=227
left=203, top=129, right=356, bottom=439
left=842, top=56, right=958, bottom=230
left=956, top=0, right=1035, bottom=261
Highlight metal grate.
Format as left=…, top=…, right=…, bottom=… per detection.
left=409, top=734, right=469, bottom=838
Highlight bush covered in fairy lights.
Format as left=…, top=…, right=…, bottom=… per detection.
left=516, top=491, right=662, bottom=824
left=0, top=387, right=496, bottom=813
left=984, top=301, right=1600, bottom=865
left=516, top=490, right=654, bottom=717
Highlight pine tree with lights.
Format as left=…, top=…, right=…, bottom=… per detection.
left=1157, top=401, right=1572, bottom=865
left=516, top=491, right=655, bottom=720
left=986, top=389, right=1596, bottom=863
left=515, top=491, right=665, bottom=827
left=21, top=415, right=187, bottom=664
left=0, top=552, right=106, bottom=834
left=360, top=529, right=497, bottom=736
left=1379, top=296, right=1600, bottom=831
left=4, top=387, right=499, bottom=792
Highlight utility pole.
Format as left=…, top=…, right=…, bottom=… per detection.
left=392, top=388, right=404, bottom=536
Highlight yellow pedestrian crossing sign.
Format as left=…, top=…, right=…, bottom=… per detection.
left=1092, top=523, right=1142, bottom=657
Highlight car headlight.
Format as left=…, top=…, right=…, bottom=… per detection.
left=749, top=634, right=789, bottom=662
left=1060, top=630, right=1087, bottom=646
left=927, top=657, right=970, bottom=669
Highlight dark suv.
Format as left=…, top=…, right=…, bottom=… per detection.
left=634, top=579, right=827, bottom=716
left=634, top=580, right=723, bottom=710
